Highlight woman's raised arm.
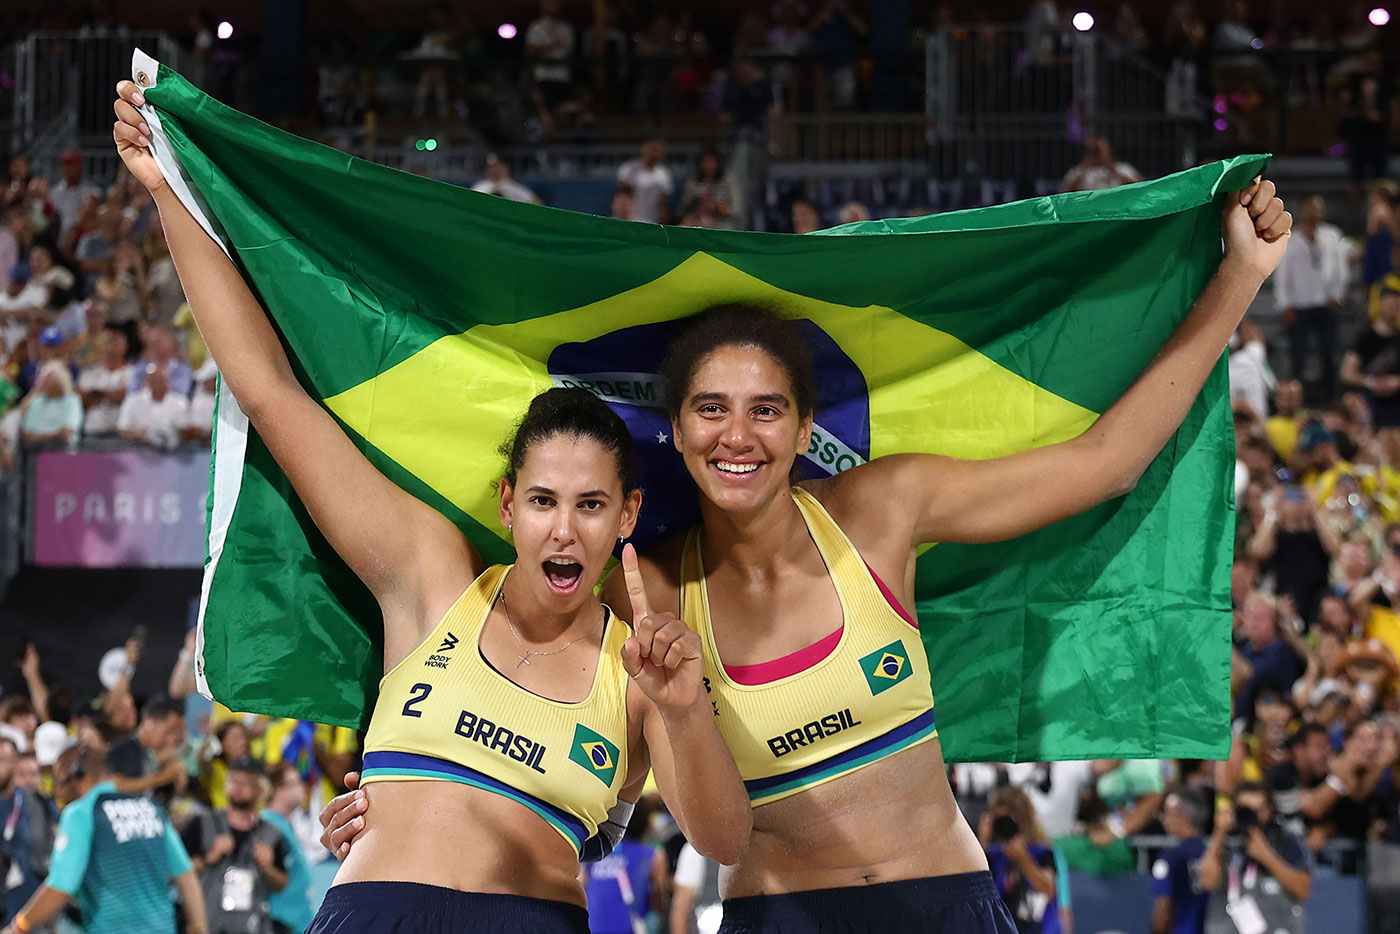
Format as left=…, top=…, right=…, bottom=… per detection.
left=113, top=81, right=475, bottom=649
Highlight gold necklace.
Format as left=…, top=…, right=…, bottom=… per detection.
left=497, top=580, right=598, bottom=668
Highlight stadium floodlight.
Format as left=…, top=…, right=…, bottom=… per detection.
left=498, top=22, right=518, bottom=39
left=1213, top=118, right=1228, bottom=132
left=1072, top=11, right=1095, bottom=31
left=217, top=21, right=233, bottom=39
left=425, top=138, right=439, bottom=152
left=1371, top=7, right=1391, bottom=26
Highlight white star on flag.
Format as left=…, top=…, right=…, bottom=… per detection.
left=656, top=431, right=668, bottom=444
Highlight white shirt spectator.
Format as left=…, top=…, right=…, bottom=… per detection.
left=617, top=160, right=674, bottom=225
left=1060, top=161, right=1143, bottom=192
left=78, top=362, right=132, bottom=436
left=186, top=385, right=216, bottom=438
left=472, top=178, right=541, bottom=204
left=0, top=282, right=47, bottom=352
left=1009, top=761, right=1095, bottom=840
left=1272, top=223, right=1348, bottom=311
left=1229, top=332, right=1276, bottom=420
left=117, top=386, right=189, bottom=449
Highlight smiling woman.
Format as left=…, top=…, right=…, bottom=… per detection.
left=604, top=170, right=1292, bottom=932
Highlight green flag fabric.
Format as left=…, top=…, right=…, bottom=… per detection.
left=132, top=51, right=1249, bottom=763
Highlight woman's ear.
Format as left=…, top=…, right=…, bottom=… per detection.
left=619, top=488, right=643, bottom=541
left=499, top=479, right=514, bottom=533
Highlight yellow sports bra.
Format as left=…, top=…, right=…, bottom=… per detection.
left=680, top=487, right=937, bottom=806
left=361, top=565, right=631, bottom=856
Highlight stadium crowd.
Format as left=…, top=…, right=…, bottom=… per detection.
left=0, top=4, right=1398, bottom=929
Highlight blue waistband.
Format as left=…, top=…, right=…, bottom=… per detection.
left=360, top=750, right=589, bottom=852
left=314, top=882, right=589, bottom=933
left=721, top=871, right=1004, bottom=925
left=744, top=709, right=937, bottom=800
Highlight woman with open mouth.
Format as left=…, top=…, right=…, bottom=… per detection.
left=112, top=80, right=750, bottom=934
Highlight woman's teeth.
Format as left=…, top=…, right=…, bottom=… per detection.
left=715, top=461, right=760, bottom=474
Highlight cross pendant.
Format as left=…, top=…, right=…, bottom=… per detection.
left=517, top=653, right=533, bottom=668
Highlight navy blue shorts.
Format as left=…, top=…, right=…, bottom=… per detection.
left=718, top=871, right=1017, bottom=933
left=307, top=881, right=590, bottom=934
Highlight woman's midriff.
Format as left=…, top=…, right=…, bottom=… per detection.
left=331, top=780, right=586, bottom=906
left=721, top=736, right=987, bottom=898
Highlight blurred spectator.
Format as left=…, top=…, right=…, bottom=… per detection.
left=0, top=212, right=22, bottom=287
left=404, top=7, right=455, bottom=119
left=1342, top=283, right=1400, bottom=430
left=20, top=362, right=82, bottom=449
left=107, top=695, right=187, bottom=808
left=1247, top=487, right=1337, bottom=621
left=1267, top=721, right=1330, bottom=835
left=610, top=184, right=635, bottom=221
left=679, top=148, right=739, bottom=230
left=0, top=264, right=45, bottom=356
left=2, top=744, right=206, bottom=934
left=790, top=197, right=821, bottom=234
left=143, top=228, right=184, bottom=325
left=132, top=323, right=195, bottom=392
left=118, top=362, right=188, bottom=449
left=184, top=360, right=217, bottom=445
left=525, top=0, right=576, bottom=128
left=471, top=154, right=542, bottom=204
left=670, top=840, right=721, bottom=934
left=1338, top=76, right=1390, bottom=191
left=808, top=0, right=868, bottom=110
left=1149, top=789, right=1209, bottom=934
left=1275, top=195, right=1348, bottom=403
left=837, top=201, right=870, bottom=225
left=74, top=206, right=122, bottom=279
left=981, top=786, right=1060, bottom=933
left=77, top=326, right=132, bottom=438
left=583, top=796, right=667, bottom=934
left=185, top=758, right=289, bottom=934
left=48, top=150, right=99, bottom=235
left=0, top=735, right=60, bottom=926
left=618, top=140, right=674, bottom=225
left=1363, top=180, right=1398, bottom=293
left=203, top=721, right=253, bottom=811
left=1264, top=379, right=1305, bottom=460
left=27, top=246, right=74, bottom=310
left=94, top=241, right=147, bottom=326
left=1014, top=761, right=1094, bottom=840
left=261, top=763, right=314, bottom=934
left=1059, top=137, right=1142, bottom=192
left=1055, top=787, right=1150, bottom=877
left=1228, top=320, right=1274, bottom=420
left=1235, top=593, right=1306, bottom=720
left=767, top=1, right=810, bottom=109
left=1200, top=782, right=1311, bottom=929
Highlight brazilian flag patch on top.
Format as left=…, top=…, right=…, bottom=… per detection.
left=569, top=724, right=620, bottom=786
left=859, top=640, right=913, bottom=696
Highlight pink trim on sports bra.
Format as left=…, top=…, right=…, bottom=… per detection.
left=718, top=562, right=920, bottom=685
left=724, top=626, right=844, bottom=685
left=865, top=561, right=920, bottom=630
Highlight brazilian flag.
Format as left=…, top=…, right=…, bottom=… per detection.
left=134, top=51, right=1250, bottom=762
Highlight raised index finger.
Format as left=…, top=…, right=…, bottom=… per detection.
left=620, top=543, right=653, bottom=623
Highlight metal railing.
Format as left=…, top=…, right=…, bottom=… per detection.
left=8, top=31, right=182, bottom=158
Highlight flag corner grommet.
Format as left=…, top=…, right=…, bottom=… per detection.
left=136, top=69, right=151, bottom=88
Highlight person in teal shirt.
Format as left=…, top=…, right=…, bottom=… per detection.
left=0, top=745, right=207, bottom=934
left=262, top=763, right=313, bottom=934
left=19, top=362, right=82, bottom=448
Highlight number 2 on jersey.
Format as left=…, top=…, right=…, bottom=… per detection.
left=402, top=682, right=432, bottom=718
